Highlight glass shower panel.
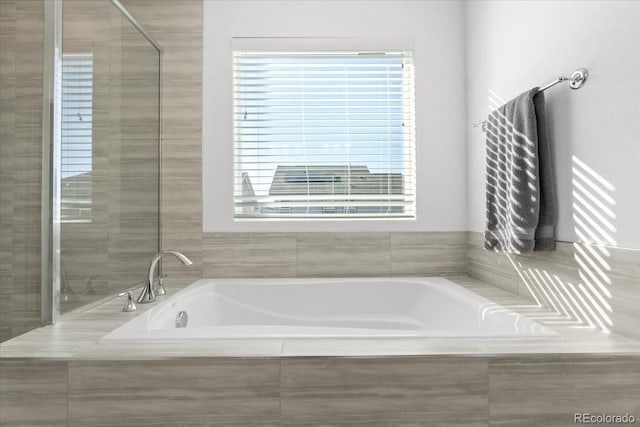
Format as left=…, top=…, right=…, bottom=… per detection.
left=58, top=0, right=160, bottom=313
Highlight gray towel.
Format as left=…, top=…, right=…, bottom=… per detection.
left=533, top=91, right=556, bottom=251
left=484, top=88, right=556, bottom=253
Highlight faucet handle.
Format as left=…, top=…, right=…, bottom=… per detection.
left=153, top=275, right=167, bottom=296
left=117, top=291, right=137, bottom=312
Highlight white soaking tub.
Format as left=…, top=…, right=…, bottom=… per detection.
left=102, top=277, right=558, bottom=341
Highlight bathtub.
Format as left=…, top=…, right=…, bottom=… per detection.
left=102, top=277, right=558, bottom=341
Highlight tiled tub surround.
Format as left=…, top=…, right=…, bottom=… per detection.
left=2, top=356, right=638, bottom=426
left=203, top=231, right=468, bottom=278
left=468, top=232, right=640, bottom=340
left=2, top=277, right=640, bottom=426
left=4, top=234, right=637, bottom=425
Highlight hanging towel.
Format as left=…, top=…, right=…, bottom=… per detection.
left=484, top=88, right=556, bottom=254
left=533, top=92, right=556, bottom=251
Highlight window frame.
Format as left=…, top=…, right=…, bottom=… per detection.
left=232, top=46, right=416, bottom=221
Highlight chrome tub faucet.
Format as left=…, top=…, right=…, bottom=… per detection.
left=137, top=250, right=193, bottom=303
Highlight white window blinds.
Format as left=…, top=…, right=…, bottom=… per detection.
left=233, top=51, right=416, bottom=219
left=61, top=53, right=93, bottom=222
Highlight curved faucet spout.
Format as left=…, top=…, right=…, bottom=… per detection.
left=137, top=250, right=193, bottom=303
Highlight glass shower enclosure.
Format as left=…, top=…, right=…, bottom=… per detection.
left=42, top=0, right=161, bottom=323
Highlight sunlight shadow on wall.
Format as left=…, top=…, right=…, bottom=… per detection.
left=482, top=89, right=616, bottom=333
left=569, top=156, right=616, bottom=332
left=509, top=155, right=616, bottom=333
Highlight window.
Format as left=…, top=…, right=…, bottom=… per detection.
left=61, top=53, right=93, bottom=222
left=233, top=51, right=415, bottom=219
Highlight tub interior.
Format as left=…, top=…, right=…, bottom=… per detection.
left=102, top=278, right=559, bottom=341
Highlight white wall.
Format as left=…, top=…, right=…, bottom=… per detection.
left=202, top=0, right=467, bottom=232
left=465, top=1, right=640, bottom=249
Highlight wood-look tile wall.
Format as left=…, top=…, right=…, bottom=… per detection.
left=119, top=0, right=203, bottom=281
left=0, top=360, right=68, bottom=427
left=489, top=356, right=640, bottom=426
left=468, top=231, right=640, bottom=340
left=280, top=357, right=488, bottom=425
left=67, top=358, right=281, bottom=426
left=203, top=232, right=468, bottom=278
left=0, top=0, right=167, bottom=340
left=0, top=0, right=44, bottom=342
left=2, top=355, right=638, bottom=426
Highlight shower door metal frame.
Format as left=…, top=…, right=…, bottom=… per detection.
left=41, top=0, right=62, bottom=325
left=41, top=0, right=163, bottom=325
